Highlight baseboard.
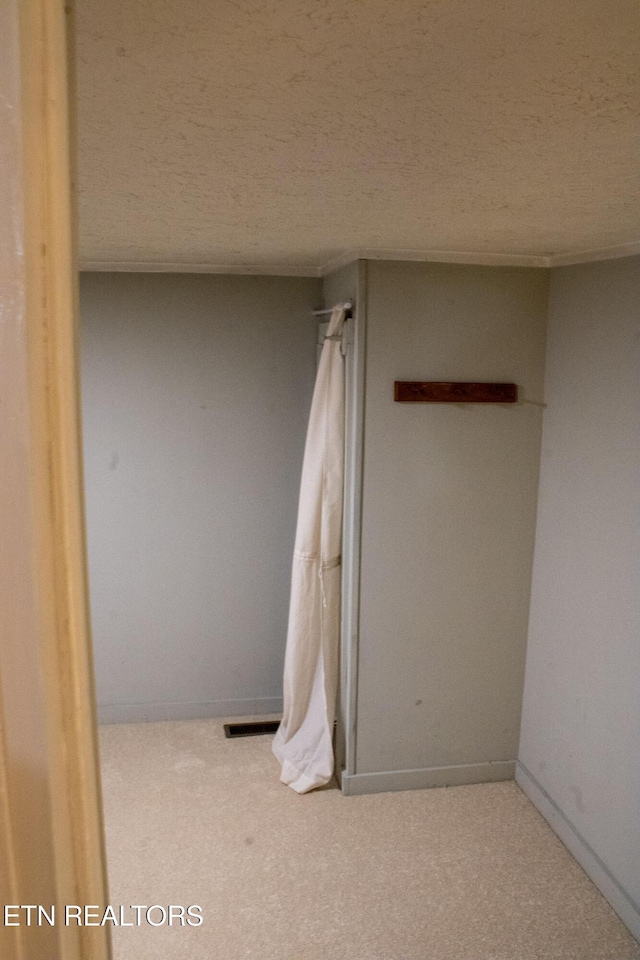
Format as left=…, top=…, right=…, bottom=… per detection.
left=516, top=761, right=640, bottom=942
left=98, top=697, right=283, bottom=725
left=341, top=759, right=515, bottom=796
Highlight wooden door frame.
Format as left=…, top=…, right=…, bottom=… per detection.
left=0, top=2, right=110, bottom=958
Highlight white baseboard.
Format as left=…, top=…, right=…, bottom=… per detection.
left=516, top=761, right=640, bottom=942
left=341, top=759, right=515, bottom=796
left=98, top=697, right=283, bottom=725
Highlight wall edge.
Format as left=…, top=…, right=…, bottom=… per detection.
left=516, top=761, right=640, bottom=942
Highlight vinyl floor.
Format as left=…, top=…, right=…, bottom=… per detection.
left=99, top=717, right=640, bottom=960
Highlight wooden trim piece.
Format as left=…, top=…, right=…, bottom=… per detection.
left=1, top=1, right=112, bottom=957
left=394, top=381, right=518, bottom=403
left=0, top=695, right=21, bottom=958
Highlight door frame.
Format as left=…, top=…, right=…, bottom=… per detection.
left=0, top=2, right=110, bottom=958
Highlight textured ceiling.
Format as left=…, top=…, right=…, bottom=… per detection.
left=76, top=0, right=640, bottom=271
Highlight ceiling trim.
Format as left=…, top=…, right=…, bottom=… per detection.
left=547, top=240, right=640, bottom=268
left=80, top=240, right=640, bottom=277
left=79, top=260, right=320, bottom=277
left=319, top=248, right=551, bottom=274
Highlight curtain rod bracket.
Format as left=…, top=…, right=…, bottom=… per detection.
left=311, top=300, right=354, bottom=317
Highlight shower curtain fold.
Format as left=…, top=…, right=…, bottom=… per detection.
left=272, top=304, right=347, bottom=794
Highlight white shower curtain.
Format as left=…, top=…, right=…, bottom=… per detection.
left=272, top=304, right=347, bottom=793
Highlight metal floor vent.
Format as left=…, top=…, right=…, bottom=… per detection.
left=224, top=720, right=281, bottom=739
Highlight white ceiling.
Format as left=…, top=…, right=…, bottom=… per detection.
left=76, top=0, right=640, bottom=273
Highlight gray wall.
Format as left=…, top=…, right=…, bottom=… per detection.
left=323, top=260, right=360, bottom=311
left=80, top=272, right=321, bottom=722
left=350, top=261, right=549, bottom=790
left=517, top=256, right=640, bottom=939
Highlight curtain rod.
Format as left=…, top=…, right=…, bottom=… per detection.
left=311, top=300, right=354, bottom=317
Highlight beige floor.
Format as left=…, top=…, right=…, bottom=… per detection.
left=99, top=717, right=639, bottom=960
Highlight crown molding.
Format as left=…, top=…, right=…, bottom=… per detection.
left=547, top=240, right=640, bottom=267
left=319, top=248, right=550, bottom=274
left=79, top=260, right=320, bottom=277
left=318, top=251, right=364, bottom=276
left=80, top=240, right=640, bottom=278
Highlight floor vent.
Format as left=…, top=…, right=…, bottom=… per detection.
left=224, top=720, right=281, bottom=739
